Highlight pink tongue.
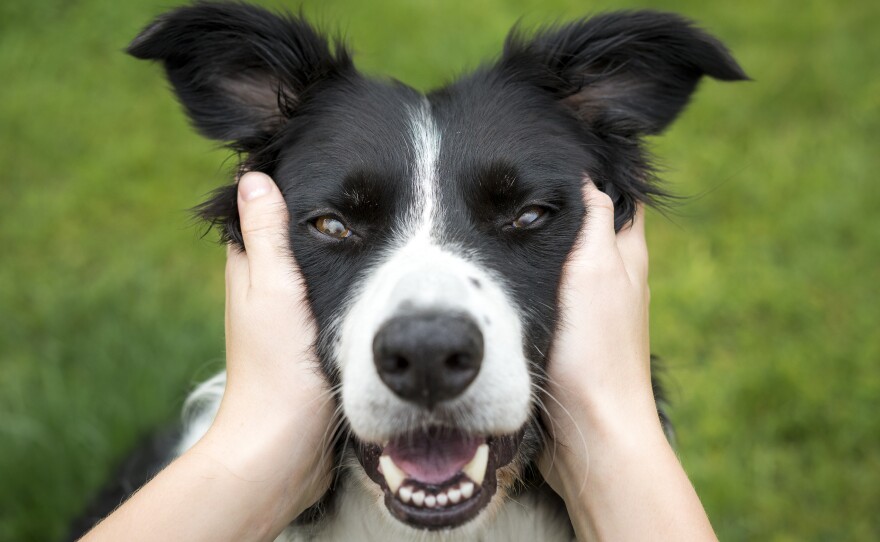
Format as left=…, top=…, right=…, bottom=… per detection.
left=385, top=430, right=483, bottom=485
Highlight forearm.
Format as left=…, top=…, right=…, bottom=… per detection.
left=556, top=403, right=717, bottom=542
left=83, top=414, right=319, bottom=542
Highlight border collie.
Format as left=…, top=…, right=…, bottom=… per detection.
left=72, top=2, right=746, bottom=539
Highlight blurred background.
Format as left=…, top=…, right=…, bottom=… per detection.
left=1, top=0, right=877, bottom=540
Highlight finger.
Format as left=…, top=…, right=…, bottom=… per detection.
left=571, top=178, right=618, bottom=264
left=225, top=242, right=249, bottom=301
left=616, top=203, right=649, bottom=283
left=237, top=172, right=292, bottom=288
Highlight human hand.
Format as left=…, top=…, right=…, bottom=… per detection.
left=539, top=179, right=659, bottom=497
left=198, top=172, right=334, bottom=524
left=538, top=182, right=716, bottom=542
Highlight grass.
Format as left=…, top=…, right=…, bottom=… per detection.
left=1, top=0, right=877, bottom=540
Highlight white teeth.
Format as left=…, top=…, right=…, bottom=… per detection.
left=462, top=443, right=489, bottom=486
left=399, top=486, right=413, bottom=503
left=460, top=481, right=475, bottom=499
left=379, top=455, right=406, bottom=495
left=389, top=444, right=487, bottom=509
left=411, top=490, right=425, bottom=507
left=448, top=488, right=461, bottom=503
left=398, top=483, right=479, bottom=508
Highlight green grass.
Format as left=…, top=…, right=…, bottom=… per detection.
left=1, top=0, right=877, bottom=540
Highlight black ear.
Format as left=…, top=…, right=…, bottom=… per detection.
left=128, top=2, right=353, bottom=245
left=128, top=1, right=352, bottom=152
left=503, top=10, right=748, bottom=135
left=500, top=11, right=748, bottom=227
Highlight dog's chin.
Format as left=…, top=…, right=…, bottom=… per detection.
left=354, top=427, right=525, bottom=530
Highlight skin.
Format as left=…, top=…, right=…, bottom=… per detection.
left=83, top=172, right=716, bottom=542
left=537, top=183, right=718, bottom=542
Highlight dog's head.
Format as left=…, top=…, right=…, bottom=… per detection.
left=130, top=2, right=745, bottom=531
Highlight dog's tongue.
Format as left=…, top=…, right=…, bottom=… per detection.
left=384, top=430, right=483, bottom=484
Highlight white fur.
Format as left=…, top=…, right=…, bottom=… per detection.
left=174, top=372, right=226, bottom=455
left=407, top=100, right=439, bottom=235
left=338, top=240, right=532, bottom=441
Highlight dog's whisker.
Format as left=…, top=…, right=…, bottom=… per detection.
left=526, top=370, right=573, bottom=488
left=534, top=385, right=592, bottom=498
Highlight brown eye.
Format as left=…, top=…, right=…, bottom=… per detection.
left=512, top=206, right=547, bottom=229
left=313, top=216, right=352, bottom=239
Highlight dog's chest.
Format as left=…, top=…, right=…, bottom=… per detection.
left=277, top=467, right=574, bottom=542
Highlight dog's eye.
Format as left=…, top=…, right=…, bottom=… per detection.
left=512, top=206, right=547, bottom=229
left=313, top=216, right=352, bottom=239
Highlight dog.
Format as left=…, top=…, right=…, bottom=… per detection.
left=70, top=3, right=746, bottom=540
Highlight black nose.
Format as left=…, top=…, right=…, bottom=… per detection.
left=373, top=312, right=483, bottom=409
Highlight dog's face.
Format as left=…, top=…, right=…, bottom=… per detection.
left=284, top=81, right=587, bottom=528
left=130, top=3, right=745, bottom=531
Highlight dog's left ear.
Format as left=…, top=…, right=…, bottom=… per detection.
left=500, top=11, right=748, bottom=227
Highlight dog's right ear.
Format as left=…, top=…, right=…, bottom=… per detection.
left=128, top=2, right=352, bottom=152
left=128, top=2, right=353, bottom=245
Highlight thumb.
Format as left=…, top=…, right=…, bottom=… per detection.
left=570, top=179, right=618, bottom=266
left=237, top=172, right=292, bottom=288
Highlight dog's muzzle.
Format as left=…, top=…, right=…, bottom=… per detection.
left=339, top=244, right=532, bottom=530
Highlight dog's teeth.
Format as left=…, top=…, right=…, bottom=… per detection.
left=399, top=486, right=413, bottom=503
left=460, top=481, right=475, bottom=499
left=379, top=455, right=406, bottom=495
left=381, top=446, right=485, bottom=508
left=462, top=443, right=489, bottom=486
left=411, top=490, right=425, bottom=507
left=448, top=488, right=462, bottom=503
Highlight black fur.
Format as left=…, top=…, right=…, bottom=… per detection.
left=72, top=2, right=746, bottom=535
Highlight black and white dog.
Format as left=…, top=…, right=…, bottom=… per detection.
left=73, top=2, right=746, bottom=539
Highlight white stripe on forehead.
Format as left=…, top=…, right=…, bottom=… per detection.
left=406, top=100, right=440, bottom=238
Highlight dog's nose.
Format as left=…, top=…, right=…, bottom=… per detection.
left=373, top=312, right=483, bottom=409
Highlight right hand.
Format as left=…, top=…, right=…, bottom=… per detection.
left=202, top=172, right=334, bottom=521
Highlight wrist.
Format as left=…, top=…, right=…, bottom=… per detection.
left=548, top=379, right=669, bottom=497
left=553, top=424, right=681, bottom=542
left=195, top=400, right=332, bottom=528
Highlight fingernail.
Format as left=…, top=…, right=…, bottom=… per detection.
left=239, top=172, right=271, bottom=201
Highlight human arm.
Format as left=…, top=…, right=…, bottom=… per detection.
left=539, top=182, right=718, bottom=542
left=83, top=172, right=333, bottom=542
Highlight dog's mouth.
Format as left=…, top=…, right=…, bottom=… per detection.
left=355, top=427, right=523, bottom=530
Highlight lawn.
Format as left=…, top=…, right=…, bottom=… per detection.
left=1, top=0, right=877, bottom=540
